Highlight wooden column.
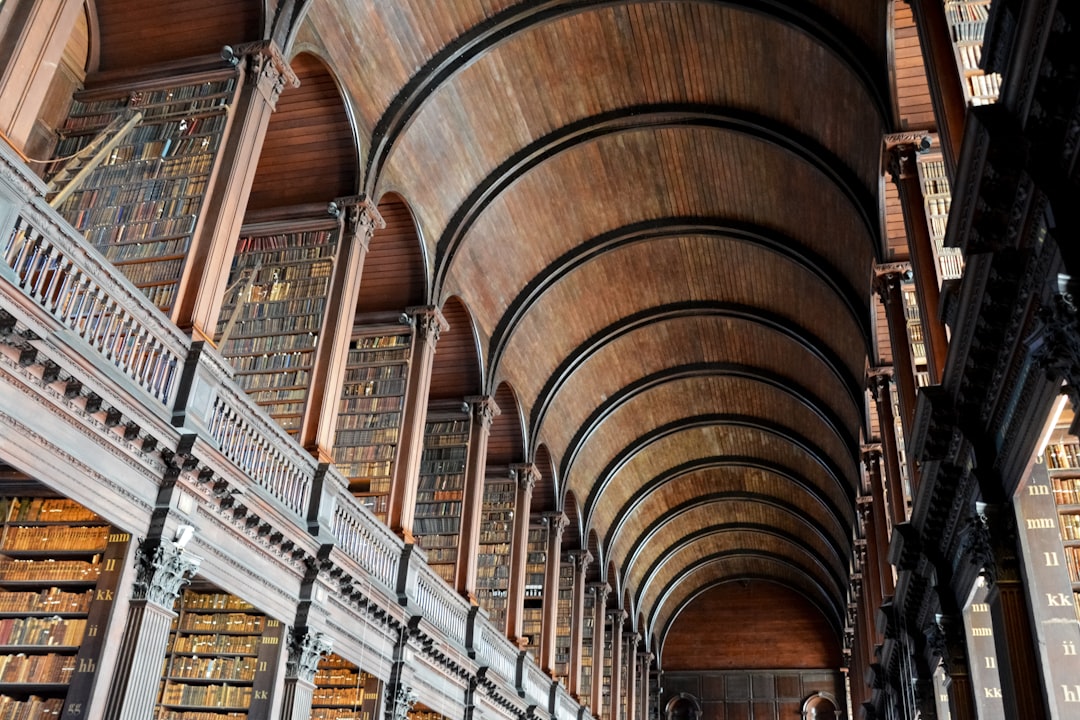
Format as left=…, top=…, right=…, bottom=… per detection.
left=864, top=446, right=895, bottom=599
left=980, top=504, right=1051, bottom=720
left=568, top=549, right=593, bottom=700
left=869, top=368, right=910, bottom=526
left=300, top=196, right=384, bottom=461
left=907, top=0, right=967, bottom=178
left=874, top=268, right=919, bottom=456
left=280, top=630, right=332, bottom=720
left=888, top=141, right=949, bottom=384
left=0, top=0, right=83, bottom=150
left=540, top=512, right=569, bottom=672
left=608, top=610, right=626, bottom=720
left=387, top=306, right=448, bottom=542
left=590, top=583, right=611, bottom=718
left=625, top=633, right=638, bottom=720
left=856, top=513, right=882, bottom=653
left=456, top=395, right=499, bottom=602
left=102, top=540, right=200, bottom=720
left=507, top=464, right=539, bottom=644
left=172, top=41, right=299, bottom=339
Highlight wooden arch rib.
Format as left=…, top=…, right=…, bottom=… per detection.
left=572, top=363, right=857, bottom=522
left=602, top=455, right=853, bottom=561
left=531, top=302, right=862, bottom=454
left=647, top=550, right=844, bottom=644
left=362, top=0, right=889, bottom=192
left=485, top=216, right=870, bottom=387
left=622, top=499, right=849, bottom=602
left=653, top=571, right=841, bottom=653
left=435, top=106, right=879, bottom=302
left=571, top=411, right=852, bottom=517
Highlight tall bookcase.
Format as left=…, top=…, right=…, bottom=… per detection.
left=580, top=591, right=595, bottom=701
left=915, top=153, right=964, bottom=283
left=215, top=215, right=340, bottom=436
left=521, top=524, right=547, bottom=654
left=1044, top=434, right=1080, bottom=617
left=944, top=0, right=1001, bottom=105
left=601, top=620, right=613, bottom=713
left=312, top=653, right=381, bottom=720
left=901, top=283, right=931, bottom=388
left=332, top=317, right=413, bottom=520
left=413, top=404, right=471, bottom=584
left=476, top=475, right=514, bottom=631
left=156, top=589, right=284, bottom=719
left=0, top=495, right=128, bottom=720
left=51, top=69, right=236, bottom=313
left=553, top=559, right=574, bottom=685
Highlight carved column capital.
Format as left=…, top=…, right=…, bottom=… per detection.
left=334, top=194, right=385, bottom=249
left=229, top=40, right=300, bottom=107
left=589, top=582, right=611, bottom=605
left=544, top=511, right=570, bottom=540
left=1028, top=291, right=1080, bottom=408
left=511, top=463, right=540, bottom=495
left=465, top=394, right=500, bottom=430
left=391, top=683, right=418, bottom=720
left=958, top=509, right=996, bottom=586
left=925, top=614, right=969, bottom=679
left=862, top=444, right=883, bottom=473
left=867, top=368, right=894, bottom=403
left=287, top=628, right=333, bottom=682
left=886, top=142, right=920, bottom=184
left=569, top=548, right=593, bottom=573
left=608, top=608, right=627, bottom=629
left=872, top=263, right=911, bottom=303
left=406, top=305, right=449, bottom=346
left=132, top=538, right=201, bottom=607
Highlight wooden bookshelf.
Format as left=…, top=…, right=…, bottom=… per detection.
left=521, top=524, right=547, bottom=654
left=332, top=320, right=413, bottom=520
left=944, top=0, right=1001, bottom=105
left=413, top=404, right=471, bottom=584
left=915, top=154, right=964, bottom=283
left=311, top=653, right=381, bottom=720
left=553, top=559, right=574, bottom=685
left=0, top=495, right=128, bottom=719
left=156, top=589, right=284, bottom=718
left=1044, top=438, right=1080, bottom=621
left=601, top=619, right=613, bottom=711
left=476, top=475, right=515, bottom=631
left=581, top=590, right=595, bottom=700
left=215, top=217, right=340, bottom=436
left=51, top=71, right=237, bottom=313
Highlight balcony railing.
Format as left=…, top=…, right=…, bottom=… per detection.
left=0, top=139, right=587, bottom=720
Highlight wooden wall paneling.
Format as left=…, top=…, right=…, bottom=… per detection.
left=356, top=194, right=427, bottom=312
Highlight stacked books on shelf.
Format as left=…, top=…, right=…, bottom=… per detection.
left=332, top=326, right=413, bottom=520
left=521, top=524, right=547, bottom=653
left=312, top=653, right=381, bottom=720
left=51, top=74, right=237, bottom=313
left=216, top=223, right=339, bottom=435
left=1045, top=439, right=1080, bottom=621
left=0, top=494, right=128, bottom=717
left=413, top=407, right=471, bottom=584
left=476, top=476, right=515, bottom=631
left=554, top=559, right=574, bottom=684
left=156, top=590, right=284, bottom=719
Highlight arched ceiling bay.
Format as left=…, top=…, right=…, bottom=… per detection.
left=294, top=0, right=890, bottom=655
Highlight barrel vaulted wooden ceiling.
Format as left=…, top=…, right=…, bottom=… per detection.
left=89, top=0, right=906, bottom=652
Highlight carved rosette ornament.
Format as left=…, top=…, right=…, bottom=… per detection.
left=132, top=539, right=201, bottom=607
left=391, top=683, right=418, bottom=720
left=287, top=628, right=332, bottom=682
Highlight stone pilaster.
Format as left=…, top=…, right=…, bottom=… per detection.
left=102, top=539, right=200, bottom=720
